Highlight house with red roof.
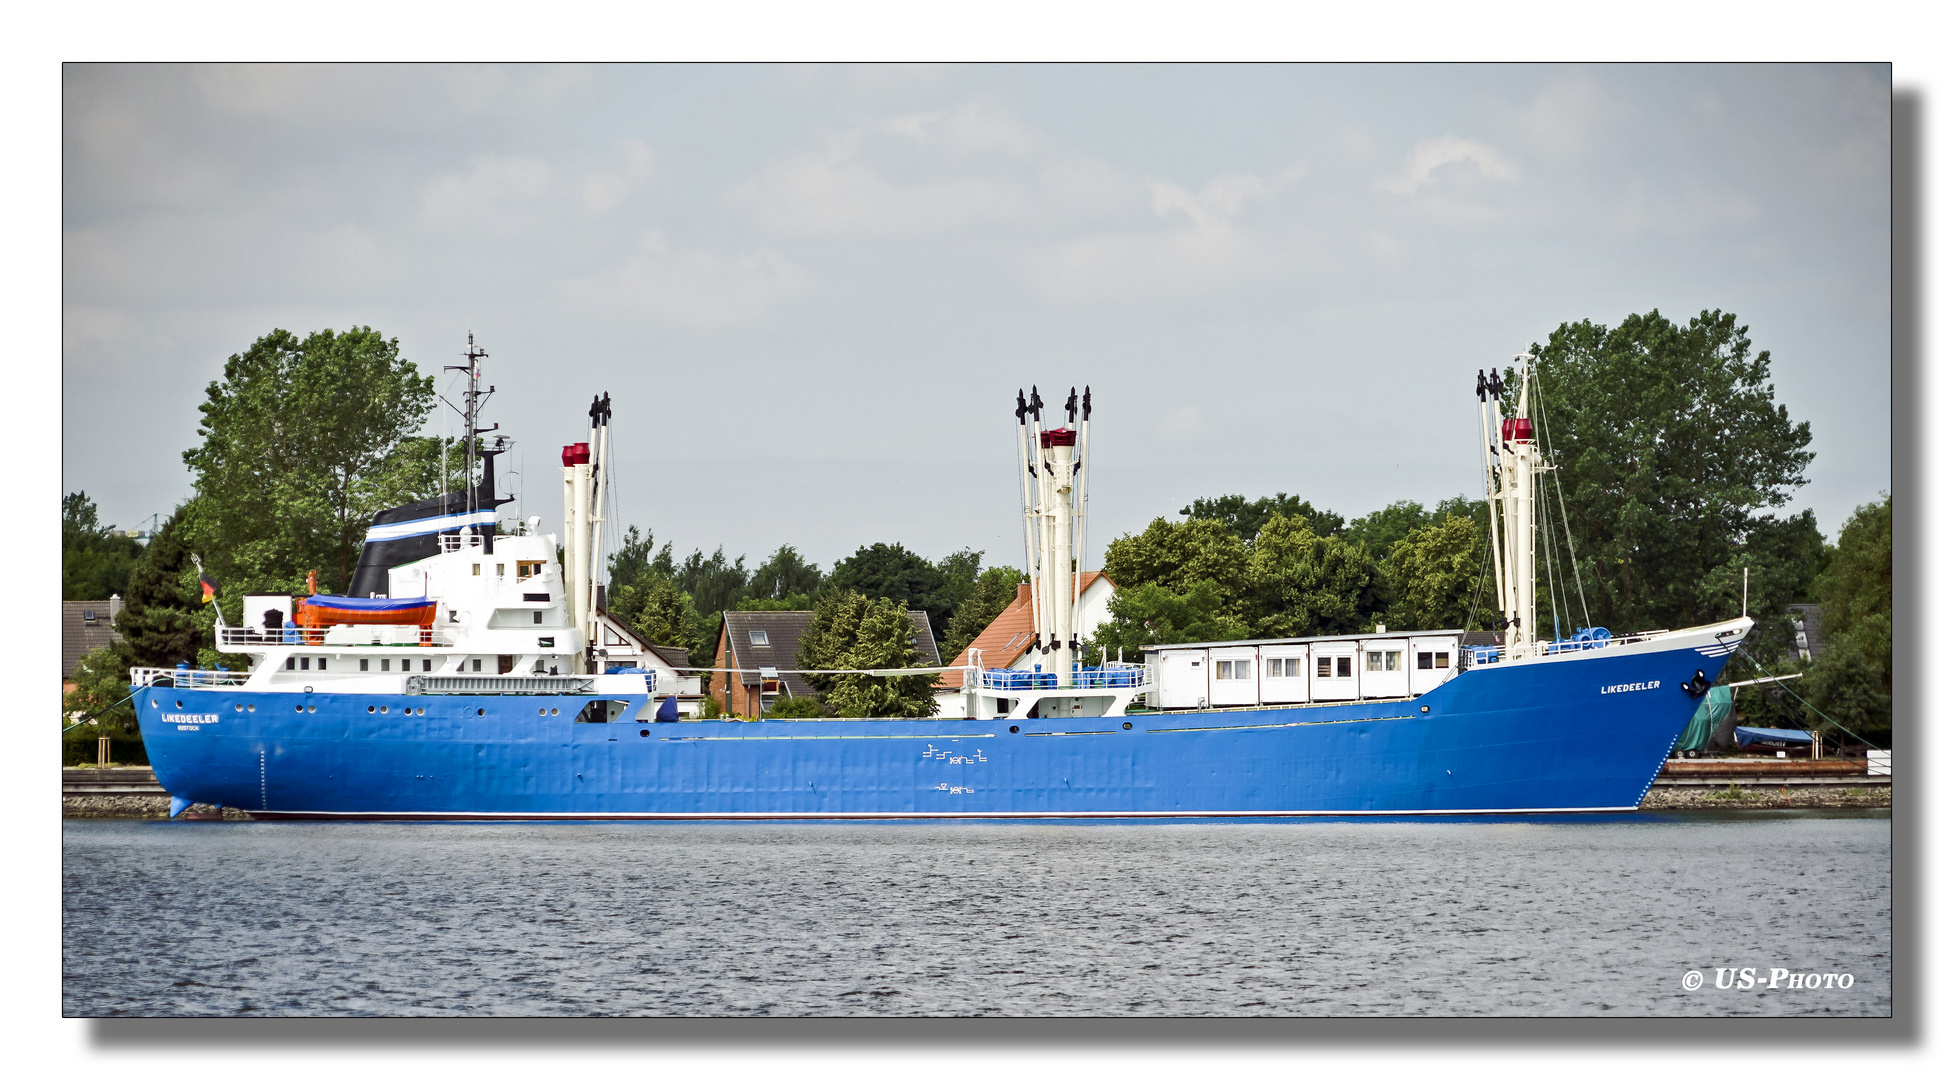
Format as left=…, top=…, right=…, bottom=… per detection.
left=932, top=571, right=1116, bottom=717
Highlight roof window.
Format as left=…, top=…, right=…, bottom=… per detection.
left=748, top=630, right=770, bottom=646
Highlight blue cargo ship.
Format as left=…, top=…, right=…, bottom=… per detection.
left=134, top=350, right=1749, bottom=819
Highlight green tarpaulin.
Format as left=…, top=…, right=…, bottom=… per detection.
left=1675, top=684, right=1732, bottom=753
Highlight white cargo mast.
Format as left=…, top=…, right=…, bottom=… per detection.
left=1479, top=356, right=1538, bottom=649
left=1015, top=385, right=1092, bottom=687
left=560, top=393, right=611, bottom=674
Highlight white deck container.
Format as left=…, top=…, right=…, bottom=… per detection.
left=1207, top=646, right=1260, bottom=707
left=1357, top=637, right=1411, bottom=699
left=1408, top=635, right=1458, bottom=696
left=1259, top=643, right=1310, bottom=703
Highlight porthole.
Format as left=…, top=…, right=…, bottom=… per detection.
left=639, top=729, right=650, bottom=738
left=380, top=706, right=389, bottom=714
left=175, top=700, right=183, bottom=708
left=234, top=703, right=244, bottom=712
left=1123, top=722, right=1133, bottom=730
left=477, top=708, right=485, bottom=716
left=416, top=707, right=425, bottom=716
left=1420, top=705, right=1430, bottom=713
left=549, top=708, right=559, bottom=716
left=247, top=704, right=255, bottom=712
left=368, top=706, right=376, bottom=713
left=307, top=705, right=317, bottom=713
left=1009, top=725, right=1020, bottom=733
left=538, top=708, right=546, bottom=716
left=295, top=704, right=304, bottom=713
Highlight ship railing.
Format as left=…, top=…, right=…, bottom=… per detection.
left=437, top=532, right=488, bottom=553
left=980, top=665, right=1146, bottom=691
left=1465, top=627, right=1676, bottom=667
left=130, top=666, right=252, bottom=688
left=217, top=625, right=457, bottom=648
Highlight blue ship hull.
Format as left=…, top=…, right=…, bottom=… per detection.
left=133, top=635, right=1735, bottom=819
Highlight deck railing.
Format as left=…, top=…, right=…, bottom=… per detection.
left=979, top=665, right=1147, bottom=691
left=130, top=667, right=252, bottom=688
left=1465, top=627, right=1682, bottom=667
left=217, top=625, right=456, bottom=648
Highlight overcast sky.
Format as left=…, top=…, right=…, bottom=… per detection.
left=62, top=63, right=1890, bottom=575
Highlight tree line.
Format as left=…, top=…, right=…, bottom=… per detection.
left=64, top=309, right=1891, bottom=746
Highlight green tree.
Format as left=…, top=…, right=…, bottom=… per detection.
left=934, top=548, right=985, bottom=616
left=941, top=566, right=1026, bottom=660
left=763, top=695, right=830, bottom=719
left=1084, top=580, right=1249, bottom=660
left=828, top=542, right=957, bottom=638
left=63, top=645, right=149, bottom=765
left=797, top=590, right=938, bottom=717
left=1383, top=515, right=1485, bottom=631
left=1099, top=517, right=1252, bottom=618
left=608, top=525, right=677, bottom=585
left=1245, top=515, right=1383, bottom=637
left=1183, top=492, right=1344, bottom=545
left=111, top=508, right=205, bottom=669
left=674, top=546, right=750, bottom=618
left=1344, top=500, right=1433, bottom=557
left=62, top=492, right=145, bottom=601
left=1526, top=309, right=1815, bottom=640
left=1801, top=495, right=1891, bottom=744
left=750, top=544, right=824, bottom=601
left=179, top=327, right=436, bottom=598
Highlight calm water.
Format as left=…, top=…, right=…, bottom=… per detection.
left=63, top=812, right=1890, bottom=1017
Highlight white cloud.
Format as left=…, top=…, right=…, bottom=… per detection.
left=1381, top=136, right=1519, bottom=195
left=729, top=99, right=1135, bottom=237
left=562, top=230, right=807, bottom=329
left=421, top=154, right=554, bottom=221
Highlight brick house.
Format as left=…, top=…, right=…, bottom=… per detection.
left=62, top=596, right=125, bottom=692
left=711, top=609, right=940, bottom=718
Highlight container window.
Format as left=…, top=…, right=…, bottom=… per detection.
left=1316, top=657, right=1331, bottom=677
left=1367, top=651, right=1383, bottom=671
left=1434, top=652, right=1449, bottom=669
left=1267, top=659, right=1282, bottom=679
left=1385, top=651, right=1400, bottom=672
left=1285, top=658, right=1300, bottom=678
left=1337, top=656, right=1352, bottom=678
left=1418, top=651, right=1433, bottom=669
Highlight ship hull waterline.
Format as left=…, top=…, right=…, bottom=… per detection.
left=135, top=629, right=1739, bottom=821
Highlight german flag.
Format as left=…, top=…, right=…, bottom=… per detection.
left=199, top=570, right=218, bottom=605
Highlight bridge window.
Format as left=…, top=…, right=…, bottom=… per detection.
left=360, top=658, right=370, bottom=672
left=517, top=561, right=544, bottom=579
